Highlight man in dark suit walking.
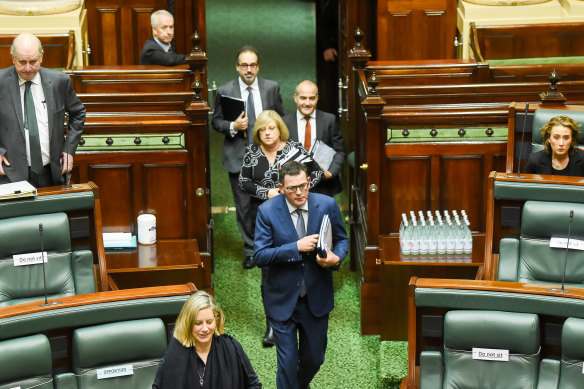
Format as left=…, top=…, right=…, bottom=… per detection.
left=212, top=46, right=284, bottom=269
left=0, top=33, right=85, bottom=188
left=283, top=80, right=346, bottom=197
left=140, top=10, right=187, bottom=66
left=254, top=161, right=349, bottom=389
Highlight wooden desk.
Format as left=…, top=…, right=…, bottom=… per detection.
left=106, top=239, right=210, bottom=290
left=378, top=235, right=484, bottom=341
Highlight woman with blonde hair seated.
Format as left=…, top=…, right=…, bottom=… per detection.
left=525, top=115, right=584, bottom=176
left=152, top=290, right=262, bottom=388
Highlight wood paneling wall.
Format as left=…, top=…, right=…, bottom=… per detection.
left=376, top=0, right=457, bottom=60
left=86, top=0, right=205, bottom=65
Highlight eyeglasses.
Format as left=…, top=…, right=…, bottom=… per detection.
left=238, top=63, right=258, bottom=70
left=284, top=182, right=309, bottom=193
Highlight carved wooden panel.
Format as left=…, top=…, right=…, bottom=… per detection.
left=143, top=163, right=187, bottom=239
left=86, top=0, right=205, bottom=66
left=376, top=0, right=457, bottom=60
left=382, top=157, right=430, bottom=234
left=439, top=155, right=483, bottom=229
left=85, top=164, right=134, bottom=232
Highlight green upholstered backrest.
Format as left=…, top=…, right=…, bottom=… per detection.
left=0, top=190, right=94, bottom=220
left=517, top=201, right=584, bottom=285
left=72, top=318, right=167, bottom=388
left=0, top=334, right=53, bottom=389
left=560, top=317, right=584, bottom=388
left=443, top=310, right=540, bottom=389
left=532, top=109, right=584, bottom=153
left=0, top=213, right=95, bottom=306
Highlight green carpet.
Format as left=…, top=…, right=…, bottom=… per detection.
left=205, top=0, right=405, bottom=387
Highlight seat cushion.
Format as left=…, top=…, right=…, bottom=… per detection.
left=518, top=201, right=584, bottom=285
left=0, top=334, right=53, bottom=388
left=72, top=318, right=167, bottom=389
left=443, top=310, right=540, bottom=389
left=559, top=317, right=584, bottom=388
left=0, top=212, right=70, bottom=256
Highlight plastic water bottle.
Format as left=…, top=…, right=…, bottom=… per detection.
left=454, top=220, right=465, bottom=254
left=410, top=220, right=420, bottom=256
left=445, top=221, right=456, bottom=255
left=400, top=220, right=412, bottom=255
left=428, top=220, right=438, bottom=255
left=437, top=220, right=447, bottom=255
left=463, top=218, right=473, bottom=255
left=419, top=221, right=429, bottom=255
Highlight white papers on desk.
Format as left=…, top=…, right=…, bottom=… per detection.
left=309, top=140, right=336, bottom=171
left=0, top=180, right=37, bottom=200
left=317, top=214, right=332, bottom=257
left=103, top=233, right=137, bottom=249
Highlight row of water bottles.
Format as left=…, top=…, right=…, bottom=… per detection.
left=399, top=210, right=473, bottom=256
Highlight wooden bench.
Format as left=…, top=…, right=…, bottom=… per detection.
left=0, top=283, right=195, bottom=372
left=470, top=21, right=584, bottom=64
left=63, top=66, right=211, bottom=291
left=344, top=36, right=584, bottom=340
left=0, top=31, right=75, bottom=70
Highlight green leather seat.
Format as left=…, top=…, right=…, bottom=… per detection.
left=54, top=318, right=167, bottom=389
left=0, top=212, right=95, bottom=306
left=531, top=109, right=584, bottom=153
left=498, top=201, right=584, bottom=287
left=0, top=334, right=54, bottom=389
left=420, top=310, right=541, bottom=389
left=557, top=317, right=584, bottom=388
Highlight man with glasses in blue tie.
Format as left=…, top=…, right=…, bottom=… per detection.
left=254, top=161, right=348, bottom=389
left=212, top=46, right=284, bottom=270
left=0, top=33, right=85, bottom=188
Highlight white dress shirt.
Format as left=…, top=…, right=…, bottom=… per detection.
left=295, top=110, right=316, bottom=150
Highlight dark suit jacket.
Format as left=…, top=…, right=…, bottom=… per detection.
left=283, top=109, right=346, bottom=196
left=212, top=77, right=284, bottom=173
left=0, top=66, right=85, bottom=184
left=254, top=192, right=349, bottom=321
left=139, top=38, right=187, bottom=66
left=524, top=149, right=584, bottom=177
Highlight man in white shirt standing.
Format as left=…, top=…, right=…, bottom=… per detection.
left=0, top=33, right=85, bottom=188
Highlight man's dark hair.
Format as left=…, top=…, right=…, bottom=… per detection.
left=279, top=161, right=307, bottom=185
left=235, top=45, right=260, bottom=64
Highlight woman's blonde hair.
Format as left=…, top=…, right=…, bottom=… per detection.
left=173, top=290, right=225, bottom=347
left=541, top=115, right=581, bottom=154
left=252, top=110, right=289, bottom=144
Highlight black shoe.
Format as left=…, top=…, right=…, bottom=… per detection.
left=262, top=326, right=275, bottom=347
left=243, top=255, right=255, bottom=269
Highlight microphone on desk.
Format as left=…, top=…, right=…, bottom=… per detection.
left=39, top=223, right=61, bottom=307
left=515, top=103, right=529, bottom=178
left=549, top=210, right=574, bottom=293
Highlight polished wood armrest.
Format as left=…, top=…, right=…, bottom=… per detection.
left=0, top=282, right=196, bottom=320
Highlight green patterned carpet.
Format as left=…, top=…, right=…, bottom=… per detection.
left=206, top=0, right=405, bottom=387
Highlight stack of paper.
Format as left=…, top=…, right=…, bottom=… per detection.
left=103, top=232, right=137, bottom=249
left=309, top=140, right=336, bottom=171
left=317, top=214, right=332, bottom=257
left=0, top=181, right=37, bottom=201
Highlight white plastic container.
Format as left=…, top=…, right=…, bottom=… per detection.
left=137, top=214, right=156, bottom=244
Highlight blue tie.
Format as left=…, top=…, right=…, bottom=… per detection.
left=295, top=209, right=307, bottom=297
left=246, top=86, right=256, bottom=142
